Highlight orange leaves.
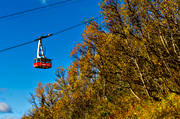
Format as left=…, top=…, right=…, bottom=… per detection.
left=70, top=43, right=82, bottom=57
left=35, top=82, right=45, bottom=98
left=84, top=23, right=97, bottom=36
left=23, top=0, right=180, bottom=118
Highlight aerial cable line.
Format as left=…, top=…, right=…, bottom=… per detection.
left=0, top=0, right=74, bottom=20
left=0, top=16, right=101, bottom=53
left=53, top=16, right=102, bottom=35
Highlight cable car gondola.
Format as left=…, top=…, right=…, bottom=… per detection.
left=33, top=37, right=52, bottom=69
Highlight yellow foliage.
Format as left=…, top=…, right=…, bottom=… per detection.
left=23, top=0, right=180, bottom=118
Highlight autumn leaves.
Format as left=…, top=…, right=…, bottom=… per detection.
left=23, top=0, right=180, bottom=118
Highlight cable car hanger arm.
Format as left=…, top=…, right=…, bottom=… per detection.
left=34, top=33, right=53, bottom=41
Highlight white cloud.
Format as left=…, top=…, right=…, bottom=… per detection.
left=0, top=103, right=11, bottom=113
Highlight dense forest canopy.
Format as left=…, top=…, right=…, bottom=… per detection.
left=23, top=0, right=180, bottom=118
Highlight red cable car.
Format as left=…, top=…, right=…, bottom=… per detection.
left=33, top=37, right=52, bottom=69
left=34, top=58, right=52, bottom=69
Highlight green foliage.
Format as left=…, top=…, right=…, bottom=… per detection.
left=23, top=0, right=180, bottom=118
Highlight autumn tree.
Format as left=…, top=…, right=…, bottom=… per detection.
left=23, top=0, right=180, bottom=118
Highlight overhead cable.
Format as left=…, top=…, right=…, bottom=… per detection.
left=0, top=0, right=74, bottom=20
left=0, top=16, right=101, bottom=53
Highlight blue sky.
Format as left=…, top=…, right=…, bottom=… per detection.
left=0, top=0, right=100, bottom=118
